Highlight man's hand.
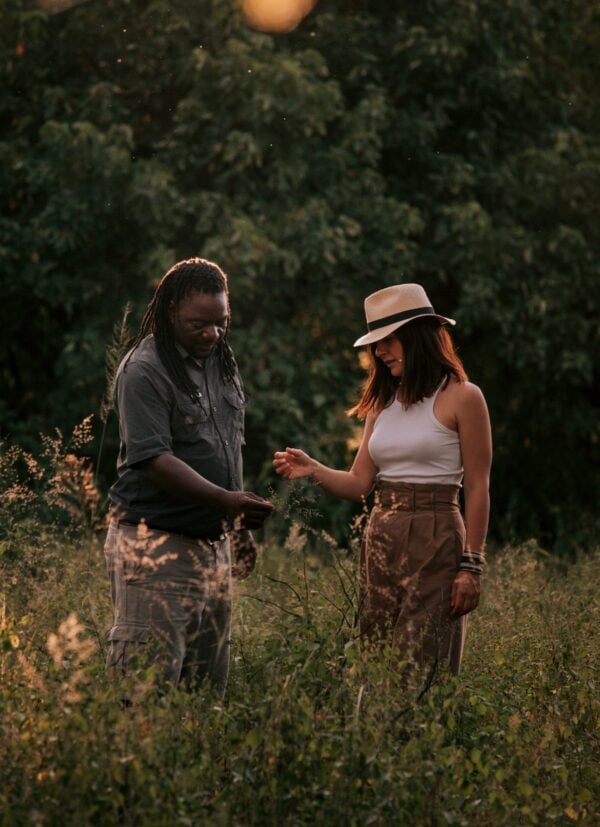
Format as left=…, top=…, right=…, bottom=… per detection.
left=230, top=529, right=258, bottom=579
left=141, top=456, right=275, bottom=528
left=450, top=571, right=481, bottom=618
left=223, top=491, right=275, bottom=530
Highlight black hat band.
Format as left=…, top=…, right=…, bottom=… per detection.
left=367, top=306, right=435, bottom=332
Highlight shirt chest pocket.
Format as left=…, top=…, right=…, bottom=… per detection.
left=221, top=386, right=246, bottom=438
left=172, top=398, right=209, bottom=443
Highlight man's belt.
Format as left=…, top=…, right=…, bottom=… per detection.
left=113, top=519, right=227, bottom=543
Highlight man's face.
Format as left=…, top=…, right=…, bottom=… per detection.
left=168, top=290, right=229, bottom=360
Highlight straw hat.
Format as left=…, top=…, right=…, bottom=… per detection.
left=353, top=283, right=455, bottom=347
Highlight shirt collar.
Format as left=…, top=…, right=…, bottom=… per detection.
left=175, top=341, right=205, bottom=369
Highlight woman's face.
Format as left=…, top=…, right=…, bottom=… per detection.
left=374, top=332, right=404, bottom=378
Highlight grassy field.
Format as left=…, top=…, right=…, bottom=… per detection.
left=1, top=523, right=598, bottom=826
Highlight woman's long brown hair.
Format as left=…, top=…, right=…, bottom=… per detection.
left=348, top=317, right=468, bottom=420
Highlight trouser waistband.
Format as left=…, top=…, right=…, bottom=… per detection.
left=374, top=481, right=461, bottom=511
left=110, top=519, right=227, bottom=545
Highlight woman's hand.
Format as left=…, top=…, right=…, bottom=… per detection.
left=273, top=447, right=316, bottom=480
left=450, top=571, right=481, bottom=618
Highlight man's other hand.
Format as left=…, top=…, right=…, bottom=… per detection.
left=224, top=491, right=275, bottom=530
left=230, top=529, right=258, bottom=579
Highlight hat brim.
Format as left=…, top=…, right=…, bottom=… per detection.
left=353, top=314, right=456, bottom=347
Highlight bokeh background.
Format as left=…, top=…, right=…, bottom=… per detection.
left=1, top=0, right=598, bottom=551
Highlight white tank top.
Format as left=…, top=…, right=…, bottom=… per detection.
left=368, top=385, right=463, bottom=485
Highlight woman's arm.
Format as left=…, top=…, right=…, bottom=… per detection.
left=451, top=382, right=493, bottom=617
left=459, top=383, right=492, bottom=552
left=273, top=413, right=378, bottom=501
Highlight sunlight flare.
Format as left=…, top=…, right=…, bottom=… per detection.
left=242, top=0, right=317, bottom=33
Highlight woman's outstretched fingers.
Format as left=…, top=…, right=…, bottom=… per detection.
left=273, top=453, right=294, bottom=478
left=272, top=447, right=314, bottom=479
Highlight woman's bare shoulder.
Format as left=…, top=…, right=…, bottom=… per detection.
left=457, top=379, right=484, bottom=396
left=451, top=381, right=489, bottom=418
left=443, top=379, right=487, bottom=406
left=364, top=408, right=380, bottom=430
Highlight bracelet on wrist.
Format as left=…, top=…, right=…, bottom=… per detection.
left=459, top=548, right=485, bottom=576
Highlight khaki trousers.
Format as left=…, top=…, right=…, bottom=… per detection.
left=360, top=481, right=467, bottom=675
left=104, top=522, right=231, bottom=694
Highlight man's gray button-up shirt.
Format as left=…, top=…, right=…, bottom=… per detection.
left=108, top=335, right=246, bottom=539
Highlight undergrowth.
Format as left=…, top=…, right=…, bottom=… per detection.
left=0, top=432, right=598, bottom=825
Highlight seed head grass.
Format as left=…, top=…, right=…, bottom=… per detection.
left=0, top=434, right=598, bottom=825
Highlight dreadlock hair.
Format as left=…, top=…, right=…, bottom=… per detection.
left=126, top=258, right=241, bottom=403
left=348, top=317, right=468, bottom=420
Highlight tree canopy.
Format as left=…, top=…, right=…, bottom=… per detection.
left=1, top=0, right=598, bottom=549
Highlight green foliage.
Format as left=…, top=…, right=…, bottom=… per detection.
left=0, top=0, right=598, bottom=547
left=1, top=527, right=598, bottom=824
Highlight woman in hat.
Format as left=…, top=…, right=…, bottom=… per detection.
left=273, top=284, right=492, bottom=674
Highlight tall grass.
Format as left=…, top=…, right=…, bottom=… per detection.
left=0, top=435, right=598, bottom=825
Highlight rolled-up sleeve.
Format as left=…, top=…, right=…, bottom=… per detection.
left=115, top=363, right=173, bottom=467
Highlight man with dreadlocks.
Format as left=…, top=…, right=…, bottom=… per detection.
left=104, top=258, right=274, bottom=694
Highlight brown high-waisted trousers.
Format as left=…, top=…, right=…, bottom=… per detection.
left=360, top=481, right=467, bottom=675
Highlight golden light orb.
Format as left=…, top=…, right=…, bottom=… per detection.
left=241, top=0, right=317, bottom=34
